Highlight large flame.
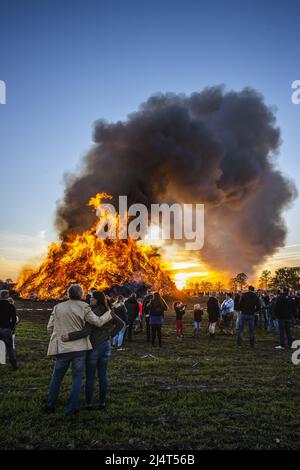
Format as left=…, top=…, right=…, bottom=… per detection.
left=16, top=193, right=176, bottom=299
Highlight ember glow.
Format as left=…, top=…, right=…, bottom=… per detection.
left=16, top=193, right=176, bottom=299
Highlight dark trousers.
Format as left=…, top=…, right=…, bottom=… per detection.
left=145, top=316, right=151, bottom=342
left=127, top=320, right=134, bottom=342
left=237, top=314, right=255, bottom=347
left=151, top=325, right=162, bottom=346
left=279, top=320, right=293, bottom=348
left=0, top=328, right=17, bottom=368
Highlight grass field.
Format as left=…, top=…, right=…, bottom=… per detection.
left=1, top=301, right=300, bottom=450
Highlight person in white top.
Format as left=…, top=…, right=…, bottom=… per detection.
left=220, top=293, right=235, bottom=335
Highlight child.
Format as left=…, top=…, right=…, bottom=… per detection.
left=193, top=304, right=203, bottom=337
left=174, top=301, right=186, bottom=338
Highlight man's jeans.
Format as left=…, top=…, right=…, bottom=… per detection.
left=237, top=314, right=255, bottom=347
left=85, top=340, right=111, bottom=406
left=47, top=351, right=86, bottom=413
left=259, top=308, right=268, bottom=329
left=113, top=324, right=126, bottom=348
left=278, top=320, right=293, bottom=348
left=267, top=318, right=280, bottom=336
left=0, top=328, right=17, bottom=368
left=235, top=311, right=241, bottom=329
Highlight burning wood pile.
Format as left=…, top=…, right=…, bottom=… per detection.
left=16, top=194, right=176, bottom=300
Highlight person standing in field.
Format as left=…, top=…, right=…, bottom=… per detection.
left=142, top=289, right=153, bottom=342
left=125, top=293, right=140, bottom=342
left=207, top=292, right=220, bottom=338
left=62, top=290, right=124, bottom=410
left=45, top=284, right=113, bottom=415
left=193, top=304, right=203, bottom=337
left=173, top=301, right=186, bottom=338
left=274, top=287, right=297, bottom=350
left=0, top=290, right=17, bottom=370
left=148, top=292, right=168, bottom=347
left=135, top=297, right=143, bottom=333
left=112, top=295, right=128, bottom=350
left=237, top=285, right=261, bottom=348
left=220, top=293, right=235, bottom=335
left=267, top=293, right=280, bottom=336
left=234, top=292, right=241, bottom=330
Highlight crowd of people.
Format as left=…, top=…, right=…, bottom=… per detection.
left=0, top=283, right=299, bottom=415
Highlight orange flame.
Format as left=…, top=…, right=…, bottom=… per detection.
left=16, top=193, right=176, bottom=299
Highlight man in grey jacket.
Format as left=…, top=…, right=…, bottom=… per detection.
left=45, top=284, right=112, bottom=415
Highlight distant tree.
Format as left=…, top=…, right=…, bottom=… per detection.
left=214, top=281, right=224, bottom=293
left=229, top=277, right=238, bottom=292
left=5, top=278, right=13, bottom=285
left=235, top=273, right=248, bottom=291
left=200, top=280, right=213, bottom=292
left=271, top=267, right=300, bottom=290
left=186, top=280, right=195, bottom=289
left=258, top=270, right=272, bottom=291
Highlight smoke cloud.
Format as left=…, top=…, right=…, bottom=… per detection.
left=55, top=86, right=297, bottom=274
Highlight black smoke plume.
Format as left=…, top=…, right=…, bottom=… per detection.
left=55, top=86, right=297, bottom=274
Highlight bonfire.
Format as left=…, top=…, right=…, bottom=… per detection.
left=16, top=193, right=176, bottom=299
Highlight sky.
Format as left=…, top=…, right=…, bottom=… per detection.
left=0, top=0, right=299, bottom=281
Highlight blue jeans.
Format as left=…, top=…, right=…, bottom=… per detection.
left=235, top=312, right=241, bottom=329
left=47, top=350, right=86, bottom=413
left=85, top=339, right=111, bottom=406
left=259, top=308, right=268, bottom=329
left=279, top=320, right=293, bottom=348
left=113, top=324, right=127, bottom=348
left=237, top=314, right=255, bottom=347
left=267, top=318, right=280, bottom=336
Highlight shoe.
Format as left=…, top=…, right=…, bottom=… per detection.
left=85, top=404, right=94, bottom=410
left=275, top=345, right=285, bottom=350
left=65, top=409, right=78, bottom=416
left=43, top=405, right=56, bottom=414
left=118, top=347, right=126, bottom=351
left=99, top=403, right=106, bottom=410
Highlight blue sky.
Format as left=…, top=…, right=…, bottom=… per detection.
left=0, top=0, right=299, bottom=280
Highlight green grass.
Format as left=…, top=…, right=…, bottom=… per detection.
left=1, top=307, right=300, bottom=450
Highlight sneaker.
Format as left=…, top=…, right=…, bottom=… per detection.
left=275, top=345, right=285, bottom=350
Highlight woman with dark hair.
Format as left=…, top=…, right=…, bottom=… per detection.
left=148, top=292, right=168, bottom=347
left=62, top=290, right=124, bottom=410
left=207, top=292, right=220, bottom=338
left=125, top=293, right=140, bottom=342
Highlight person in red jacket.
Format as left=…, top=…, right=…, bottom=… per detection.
left=174, top=301, right=186, bottom=338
